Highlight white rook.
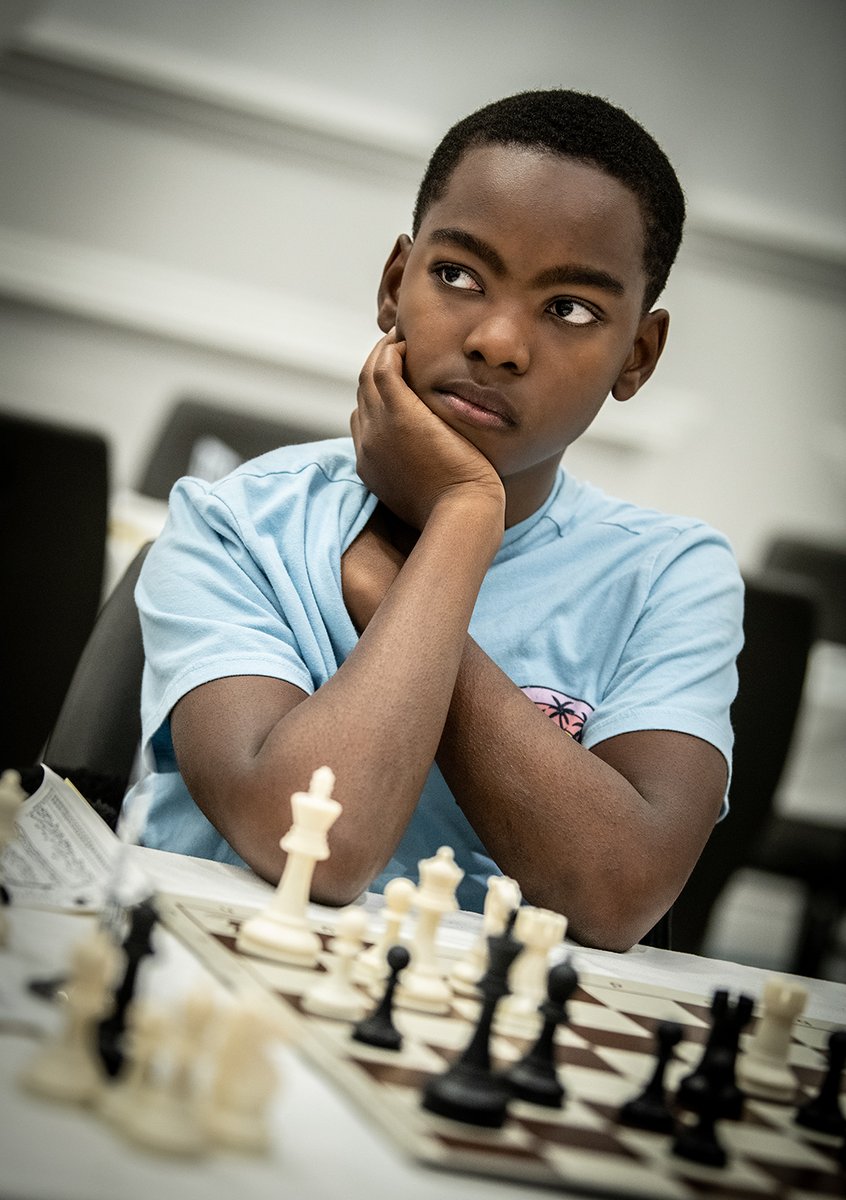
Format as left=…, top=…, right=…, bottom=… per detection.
left=737, top=976, right=808, bottom=1102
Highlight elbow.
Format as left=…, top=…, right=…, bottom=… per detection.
left=567, top=913, right=645, bottom=954
left=550, top=863, right=673, bottom=954
left=310, top=836, right=381, bottom=909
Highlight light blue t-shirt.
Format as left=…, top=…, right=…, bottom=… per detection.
left=128, top=437, right=743, bottom=911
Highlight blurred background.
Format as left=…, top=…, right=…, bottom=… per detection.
left=1, top=0, right=844, bottom=977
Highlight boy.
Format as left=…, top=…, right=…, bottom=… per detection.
left=128, top=90, right=743, bottom=951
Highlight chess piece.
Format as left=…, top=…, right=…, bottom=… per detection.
left=204, top=998, right=284, bottom=1153
left=354, top=876, right=416, bottom=987
left=0, top=768, right=26, bottom=947
left=673, top=1046, right=731, bottom=1169
left=100, top=1000, right=164, bottom=1129
left=237, top=766, right=342, bottom=967
left=619, top=1020, right=683, bottom=1133
left=171, top=988, right=216, bottom=1101
left=422, top=910, right=523, bottom=1127
left=495, top=905, right=567, bottom=1037
left=678, top=988, right=753, bottom=1120
left=98, top=896, right=158, bottom=1077
left=451, top=874, right=521, bottom=996
left=737, top=976, right=807, bottom=1103
left=302, top=907, right=370, bottom=1021
left=397, top=846, right=463, bottom=1014
left=505, top=957, right=578, bottom=1108
left=20, top=926, right=122, bottom=1105
left=115, top=998, right=208, bottom=1156
left=352, top=945, right=410, bottom=1051
left=795, top=1028, right=846, bottom=1138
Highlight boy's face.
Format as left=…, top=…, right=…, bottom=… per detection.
left=379, top=144, right=668, bottom=522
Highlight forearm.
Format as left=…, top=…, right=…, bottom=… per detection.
left=435, top=638, right=706, bottom=950
left=203, top=497, right=501, bottom=902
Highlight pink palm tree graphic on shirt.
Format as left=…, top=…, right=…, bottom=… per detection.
left=520, top=686, right=594, bottom=741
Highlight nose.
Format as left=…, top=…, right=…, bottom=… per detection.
left=462, top=310, right=530, bottom=374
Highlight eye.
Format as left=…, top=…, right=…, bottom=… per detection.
left=434, top=263, right=482, bottom=292
left=547, top=297, right=598, bottom=326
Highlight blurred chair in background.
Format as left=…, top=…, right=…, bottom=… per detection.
left=764, top=536, right=846, bottom=644
left=41, top=541, right=152, bottom=828
left=0, top=410, right=109, bottom=768
left=672, top=572, right=817, bottom=959
left=136, top=397, right=336, bottom=500
left=746, top=534, right=846, bottom=978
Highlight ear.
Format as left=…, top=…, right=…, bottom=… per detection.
left=377, top=235, right=413, bottom=332
left=611, top=309, right=670, bottom=402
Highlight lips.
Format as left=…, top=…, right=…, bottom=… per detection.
left=435, top=381, right=517, bottom=428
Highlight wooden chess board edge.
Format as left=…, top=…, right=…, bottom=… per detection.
left=157, top=893, right=840, bottom=1031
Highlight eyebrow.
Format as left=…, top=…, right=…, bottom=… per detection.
left=427, top=226, right=626, bottom=296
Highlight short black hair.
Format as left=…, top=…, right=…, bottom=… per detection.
left=412, top=89, right=685, bottom=311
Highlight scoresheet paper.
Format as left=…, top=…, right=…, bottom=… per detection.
left=0, top=766, right=149, bottom=911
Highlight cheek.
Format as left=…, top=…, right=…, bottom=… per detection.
left=395, top=302, right=445, bottom=386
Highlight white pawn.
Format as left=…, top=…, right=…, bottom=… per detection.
left=354, top=876, right=416, bottom=988
left=496, top=906, right=568, bottom=1037
left=396, top=846, right=463, bottom=1015
left=169, top=989, right=215, bottom=1109
left=237, top=766, right=342, bottom=967
left=451, top=874, right=521, bottom=996
left=20, top=926, right=122, bottom=1105
left=203, top=998, right=285, bottom=1153
left=737, top=976, right=808, bottom=1102
left=0, top=768, right=26, bottom=947
left=100, top=1000, right=165, bottom=1128
left=116, top=998, right=208, bottom=1156
left=302, top=907, right=370, bottom=1021
left=0, top=768, right=25, bottom=846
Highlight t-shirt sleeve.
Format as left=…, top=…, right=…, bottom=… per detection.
left=580, top=525, right=744, bottom=793
left=136, top=478, right=318, bottom=755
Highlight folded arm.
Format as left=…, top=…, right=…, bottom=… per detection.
left=341, top=517, right=728, bottom=951
left=170, top=333, right=506, bottom=904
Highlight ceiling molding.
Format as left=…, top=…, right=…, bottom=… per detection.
left=0, top=14, right=432, bottom=182
left=0, top=224, right=375, bottom=384
left=2, top=15, right=844, bottom=289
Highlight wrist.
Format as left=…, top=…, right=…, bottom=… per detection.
left=427, top=487, right=505, bottom=554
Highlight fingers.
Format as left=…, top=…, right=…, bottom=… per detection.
left=357, top=330, right=407, bottom=415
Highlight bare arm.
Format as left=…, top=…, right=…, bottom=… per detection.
left=170, top=333, right=505, bottom=904
left=341, top=521, right=726, bottom=950
left=340, top=348, right=729, bottom=949
left=435, top=639, right=726, bottom=950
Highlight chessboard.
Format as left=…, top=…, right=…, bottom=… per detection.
left=157, top=893, right=846, bottom=1200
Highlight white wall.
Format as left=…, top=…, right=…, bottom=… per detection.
left=1, top=0, right=844, bottom=566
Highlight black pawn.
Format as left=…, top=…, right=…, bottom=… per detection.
left=678, top=989, right=752, bottom=1121
left=422, top=909, right=523, bottom=1128
left=672, top=1045, right=731, bottom=1169
left=795, top=1029, right=846, bottom=1139
left=97, top=896, right=158, bottom=1077
left=620, top=1020, right=683, bottom=1134
left=352, top=945, right=410, bottom=1051
left=506, top=958, right=578, bottom=1108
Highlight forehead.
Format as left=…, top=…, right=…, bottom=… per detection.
left=417, top=144, right=647, bottom=288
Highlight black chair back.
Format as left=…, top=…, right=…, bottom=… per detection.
left=0, top=410, right=108, bottom=767
left=765, top=535, right=845, bottom=646
left=42, top=541, right=152, bottom=801
left=671, top=572, right=817, bottom=955
left=137, top=397, right=335, bottom=500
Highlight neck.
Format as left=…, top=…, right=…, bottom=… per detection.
left=503, top=457, right=563, bottom=528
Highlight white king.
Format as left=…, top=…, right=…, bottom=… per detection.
left=236, top=766, right=342, bottom=967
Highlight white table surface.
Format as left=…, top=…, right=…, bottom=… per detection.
left=2, top=848, right=844, bottom=1200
